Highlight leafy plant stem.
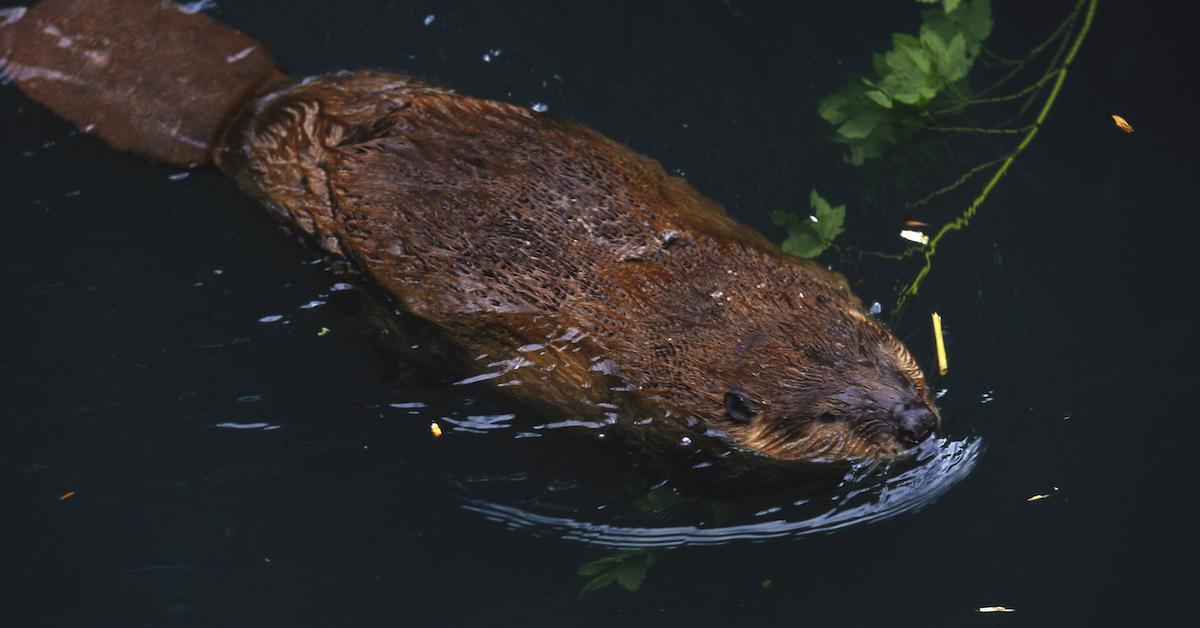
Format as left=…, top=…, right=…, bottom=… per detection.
left=892, top=0, right=1097, bottom=320
left=921, top=123, right=1035, bottom=134
left=906, top=153, right=1008, bottom=211
left=976, top=0, right=1079, bottom=77
left=936, top=68, right=1058, bottom=113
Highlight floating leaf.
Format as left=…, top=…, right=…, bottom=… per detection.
left=1111, top=114, right=1134, bottom=133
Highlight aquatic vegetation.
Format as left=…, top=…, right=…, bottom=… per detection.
left=818, top=0, right=993, bottom=165
left=891, top=0, right=1098, bottom=317
left=779, top=0, right=1099, bottom=321
left=771, top=190, right=845, bottom=259
left=578, top=550, right=657, bottom=595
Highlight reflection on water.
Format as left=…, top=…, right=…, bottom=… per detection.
left=460, top=435, right=982, bottom=549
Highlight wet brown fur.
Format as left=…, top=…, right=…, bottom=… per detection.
left=216, top=72, right=938, bottom=462
left=3, top=2, right=938, bottom=463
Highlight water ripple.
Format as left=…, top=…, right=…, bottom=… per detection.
left=462, top=436, right=982, bottom=549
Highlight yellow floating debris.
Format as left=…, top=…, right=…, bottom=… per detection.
left=1026, top=494, right=1051, bottom=502
left=430, top=422, right=443, bottom=438
left=903, top=216, right=931, bottom=228
left=978, top=606, right=1015, bottom=613
left=317, top=327, right=331, bottom=336
left=58, top=490, right=76, bottom=501
left=1111, top=114, right=1134, bottom=133
left=932, top=312, right=948, bottom=376
left=900, top=229, right=930, bottom=245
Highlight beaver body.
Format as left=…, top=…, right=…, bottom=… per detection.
left=3, top=0, right=938, bottom=463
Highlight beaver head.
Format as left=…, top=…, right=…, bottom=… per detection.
left=715, top=303, right=939, bottom=462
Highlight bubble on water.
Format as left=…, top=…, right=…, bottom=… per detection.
left=423, top=14, right=436, bottom=26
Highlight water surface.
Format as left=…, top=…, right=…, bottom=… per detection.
left=2, top=1, right=1195, bottom=625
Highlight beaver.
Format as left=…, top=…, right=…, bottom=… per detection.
left=2, top=0, right=938, bottom=464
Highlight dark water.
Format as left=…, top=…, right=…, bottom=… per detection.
left=2, top=1, right=1196, bottom=626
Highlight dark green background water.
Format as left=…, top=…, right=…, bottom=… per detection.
left=2, top=1, right=1195, bottom=626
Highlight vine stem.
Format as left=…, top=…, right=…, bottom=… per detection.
left=891, top=0, right=1098, bottom=319
left=921, top=123, right=1035, bottom=134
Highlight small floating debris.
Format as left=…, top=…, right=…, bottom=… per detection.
left=257, top=314, right=283, bottom=323
left=900, top=229, right=930, bottom=245
left=1111, top=114, right=1134, bottom=133
left=423, top=14, right=436, bottom=26
left=389, top=402, right=427, bottom=409
left=931, top=312, right=948, bottom=375
left=168, top=172, right=190, bottom=181
left=59, top=490, right=76, bottom=501
left=977, top=606, right=1015, bottom=613
left=903, top=216, right=931, bottom=228
left=1027, top=486, right=1059, bottom=502
left=482, top=48, right=502, bottom=63
left=531, top=102, right=549, bottom=113
left=214, top=422, right=277, bottom=430
left=317, top=326, right=331, bottom=336
left=330, top=282, right=353, bottom=292
left=430, top=422, right=443, bottom=438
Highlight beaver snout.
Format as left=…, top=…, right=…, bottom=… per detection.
left=894, top=405, right=937, bottom=448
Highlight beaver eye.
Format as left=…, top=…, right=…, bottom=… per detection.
left=724, top=391, right=761, bottom=424
left=817, top=412, right=839, bottom=423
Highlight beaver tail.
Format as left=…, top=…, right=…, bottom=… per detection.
left=0, top=0, right=283, bottom=166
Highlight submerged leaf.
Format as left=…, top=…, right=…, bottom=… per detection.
left=777, top=190, right=845, bottom=259
left=578, top=551, right=657, bottom=595
left=816, top=0, right=992, bottom=163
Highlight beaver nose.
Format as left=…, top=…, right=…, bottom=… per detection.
left=894, top=405, right=936, bottom=448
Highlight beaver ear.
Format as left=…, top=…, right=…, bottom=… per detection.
left=724, top=391, right=762, bottom=424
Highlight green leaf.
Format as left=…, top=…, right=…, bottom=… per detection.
left=815, top=0, right=992, bottom=163
left=615, top=564, right=646, bottom=591
left=580, top=572, right=617, bottom=596
left=817, top=90, right=853, bottom=125
left=865, top=90, right=892, bottom=108
left=837, top=112, right=883, bottom=140
left=777, top=191, right=845, bottom=258
left=781, top=228, right=824, bottom=258
left=578, top=551, right=656, bottom=596
left=809, top=190, right=846, bottom=242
